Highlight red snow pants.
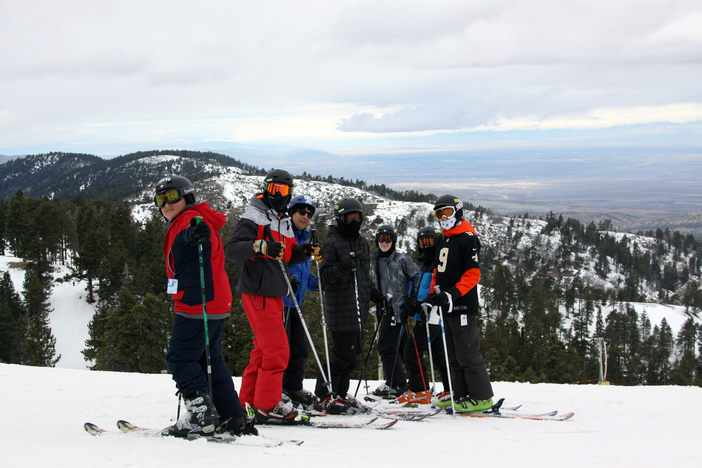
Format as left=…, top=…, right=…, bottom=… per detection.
left=239, top=293, right=289, bottom=411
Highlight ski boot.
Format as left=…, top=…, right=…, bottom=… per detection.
left=162, top=390, right=218, bottom=437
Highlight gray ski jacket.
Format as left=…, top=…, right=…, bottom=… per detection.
left=370, top=249, right=420, bottom=322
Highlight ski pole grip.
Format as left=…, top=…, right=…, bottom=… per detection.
left=311, top=229, right=318, bottom=247
left=193, top=216, right=203, bottom=225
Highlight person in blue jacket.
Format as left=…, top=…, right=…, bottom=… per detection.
left=282, top=195, right=322, bottom=409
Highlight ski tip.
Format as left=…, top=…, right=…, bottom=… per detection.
left=84, top=422, right=104, bottom=436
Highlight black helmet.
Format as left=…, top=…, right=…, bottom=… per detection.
left=154, top=175, right=196, bottom=207
left=375, top=224, right=397, bottom=247
left=263, top=169, right=294, bottom=189
left=433, top=194, right=464, bottom=221
left=416, top=226, right=442, bottom=253
left=334, top=197, right=364, bottom=237
left=262, top=169, right=294, bottom=213
left=333, top=197, right=364, bottom=221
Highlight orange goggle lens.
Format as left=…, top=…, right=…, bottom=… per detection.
left=377, top=234, right=393, bottom=244
left=266, top=182, right=291, bottom=197
left=418, top=237, right=436, bottom=248
left=434, top=206, right=455, bottom=220
left=155, top=188, right=182, bottom=208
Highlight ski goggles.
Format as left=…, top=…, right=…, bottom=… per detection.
left=340, top=212, right=362, bottom=224
left=293, top=206, right=314, bottom=217
left=155, top=188, right=183, bottom=208
left=377, top=234, right=393, bottom=244
left=434, top=206, right=455, bottom=220
left=266, top=182, right=291, bottom=197
left=418, top=236, right=436, bottom=248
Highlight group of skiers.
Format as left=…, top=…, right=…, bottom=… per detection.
left=153, top=169, right=494, bottom=439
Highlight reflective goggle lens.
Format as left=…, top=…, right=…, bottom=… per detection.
left=434, top=206, right=455, bottom=220
left=266, top=182, right=291, bottom=197
left=155, top=188, right=182, bottom=208
left=341, top=212, right=362, bottom=224
left=418, top=237, right=436, bottom=248
left=377, top=234, right=393, bottom=244
left=295, top=207, right=314, bottom=217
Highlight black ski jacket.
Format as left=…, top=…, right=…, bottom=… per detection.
left=319, top=225, right=371, bottom=333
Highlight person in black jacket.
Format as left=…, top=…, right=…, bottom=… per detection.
left=313, top=197, right=371, bottom=414
left=426, top=195, right=494, bottom=413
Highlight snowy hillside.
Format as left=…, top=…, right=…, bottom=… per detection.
left=3, top=362, right=701, bottom=468
left=0, top=254, right=696, bottom=371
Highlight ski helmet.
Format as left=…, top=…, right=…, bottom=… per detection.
left=416, top=226, right=442, bottom=254
left=375, top=224, right=397, bottom=248
left=262, top=169, right=294, bottom=213
left=154, top=175, right=196, bottom=207
left=289, top=194, right=316, bottom=217
left=433, top=194, right=464, bottom=229
left=334, top=197, right=364, bottom=237
left=333, top=197, right=364, bottom=222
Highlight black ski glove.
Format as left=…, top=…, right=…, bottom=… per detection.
left=303, top=243, right=324, bottom=262
left=371, top=287, right=384, bottom=304
left=186, top=218, right=211, bottom=247
left=290, top=275, right=301, bottom=294
left=253, top=239, right=285, bottom=260
left=339, top=254, right=357, bottom=272
left=401, top=296, right=419, bottom=321
left=428, top=291, right=451, bottom=307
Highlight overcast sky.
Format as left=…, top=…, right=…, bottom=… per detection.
left=1, top=0, right=701, bottom=165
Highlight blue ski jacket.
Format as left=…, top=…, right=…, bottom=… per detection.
left=283, top=229, right=319, bottom=308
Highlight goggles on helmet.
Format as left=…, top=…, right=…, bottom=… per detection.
left=266, top=182, right=291, bottom=197
left=155, top=188, right=183, bottom=208
left=434, top=206, right=455, bottom=221
left=418, top=236, right=436, bottom=248
left=341, top=212, right=362, bottom=224
left=377, top=234, right=393, bottom=244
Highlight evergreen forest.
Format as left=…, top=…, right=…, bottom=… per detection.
left=1, top=190, right=701, bottom=388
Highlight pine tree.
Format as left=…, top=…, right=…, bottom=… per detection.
left=21, top=264, right=60, bottom=367
left=0, top=272, right=25, bottom=363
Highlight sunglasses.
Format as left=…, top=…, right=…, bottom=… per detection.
left=294, top=207, right=314, bottom=218
left=341, top=212, right=362, bottom=224
left=155, top=188, right=183, bottom=208
left=377, top=234, right=393, bottom=244
left=418, top=237, right=436, bottom=248
left=266, top=182, right=291, bottom=197
left=434, top=206, right=455, bottom=220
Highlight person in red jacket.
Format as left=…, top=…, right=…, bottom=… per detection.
left=156, top=175, right=254, bottom=438
left=224, top=169, right=319, bottom=425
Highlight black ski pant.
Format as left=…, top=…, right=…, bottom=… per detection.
left=282, top=307, right=309, bottom=392
left=443, top=313, right=493, bottom=401
left=377, top=311, right=407, bottom=390
left=166, top=315, right=245, bottom=421
left=403, top=321, right=449, bottom=392
left=314, top=330, right=361, bottom=399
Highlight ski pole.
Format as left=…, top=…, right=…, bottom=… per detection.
left=434, top=286, right=456, bottom=417
left=349, top=251, right=363, bottom=337
left=310, top=229, right=333, bottom=394
left=354, top=293, right=388, bottom=397
left=387, top=320, right=405, bottom=391
left=424, top=306, right=437, bottom=396
left=194, top=216, right=216, bottom=427
left=264, top=225, right=333, bottom=394
left=405, top=310, right=428, bottom=397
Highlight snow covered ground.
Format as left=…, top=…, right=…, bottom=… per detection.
left=3, top=254, right=702, bottom=467
left=2, top=363, right=701, bottom=468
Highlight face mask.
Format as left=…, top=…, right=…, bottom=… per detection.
left=439, top=215, right=457, bottom=230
